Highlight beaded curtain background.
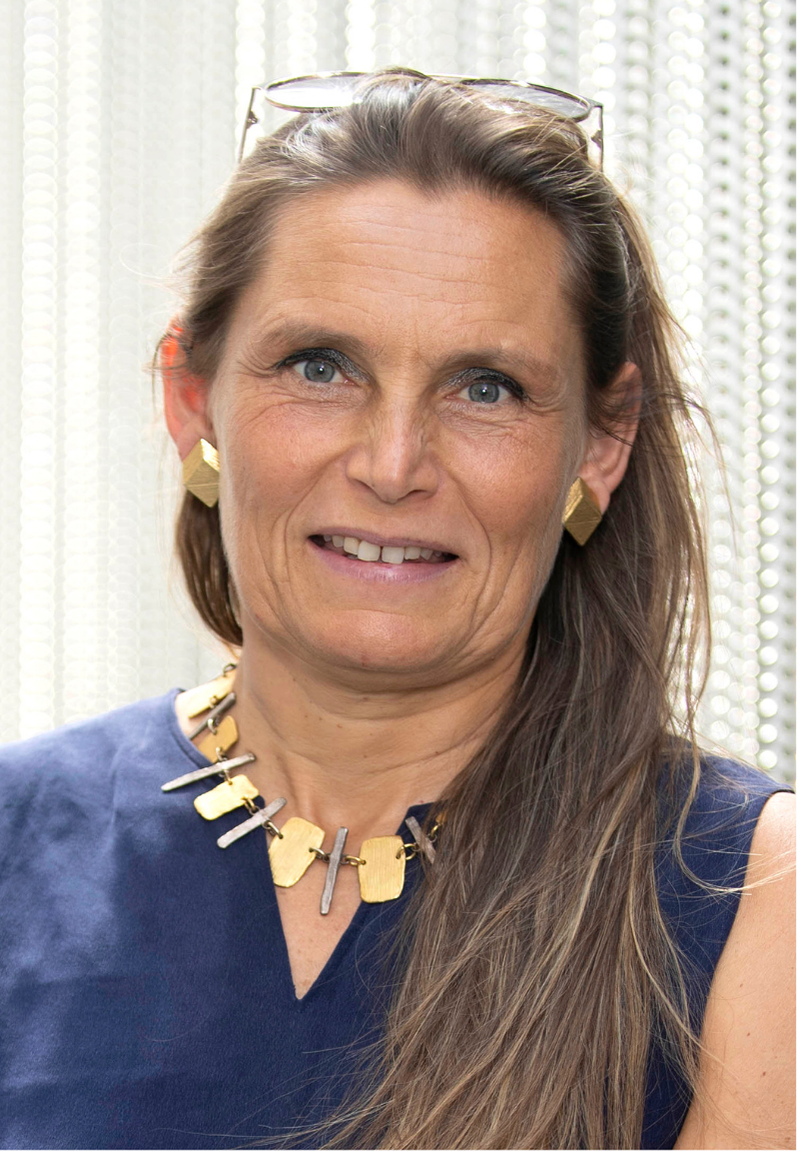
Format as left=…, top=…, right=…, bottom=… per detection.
left=0, top=0, right=793, bottom=782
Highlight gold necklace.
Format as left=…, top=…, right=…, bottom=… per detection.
left=162, top=665, right=440, bottom=915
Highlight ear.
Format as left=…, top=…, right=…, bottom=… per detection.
left=161, top=321, right=215, bottom=460
left=577, top=361, right=641, bottom=514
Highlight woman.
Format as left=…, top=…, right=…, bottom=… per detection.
left=0, top=69, right=793, bottom=1151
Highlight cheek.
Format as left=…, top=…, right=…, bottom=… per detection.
left=221, top=397, right=333, bottom=513
left=458, top=426, right=573, bottom=560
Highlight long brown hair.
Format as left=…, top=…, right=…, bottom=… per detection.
left=163, top=71, right=711, bottom=1148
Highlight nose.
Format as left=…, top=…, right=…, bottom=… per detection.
left=344, top=393, right=439, bottom=505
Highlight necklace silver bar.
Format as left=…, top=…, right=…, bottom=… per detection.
left=187, top=692, right=237, bottom=740
left=405, top=815, right=436, bottom=863
left=161, top=752, right=256, bottom=792
left=320, top=826, right=349, bottom=915
left=216, top=796, right=287, bottom=849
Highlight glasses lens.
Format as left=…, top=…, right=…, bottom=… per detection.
left=465, top=81, right=590, bottom=121
left=265, top=74, right=363, bottom=110
left=265, top=74, right=592, bottom=122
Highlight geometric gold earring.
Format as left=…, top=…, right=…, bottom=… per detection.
left=182, top=438, right=220, bottom=508
left=562, top=478, right=602, bottom=545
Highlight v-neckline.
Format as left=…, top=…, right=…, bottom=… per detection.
left=260, top=832, right=376, bottom=1007
left=163, top=687, right=431, bottom=1006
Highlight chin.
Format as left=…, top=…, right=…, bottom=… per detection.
left=292, top=614, right=460, bottom=681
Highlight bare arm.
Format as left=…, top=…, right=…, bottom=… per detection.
left=675, top=790, right=796, bottom=1151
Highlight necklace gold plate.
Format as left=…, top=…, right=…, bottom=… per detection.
left=162, top=665, right=440, bottom=915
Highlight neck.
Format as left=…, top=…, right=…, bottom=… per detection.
left=227, top=634, right=524, bottom=842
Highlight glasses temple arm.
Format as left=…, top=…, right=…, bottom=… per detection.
left=237, top=87, right=261, bottom=164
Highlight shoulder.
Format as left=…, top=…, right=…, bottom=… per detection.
left=654, top=753, right=793, bottom=1004
left=0, top=690, right=186, bottom=839
left=747, top=787, right=796, bottom=872
left=674, top=789, right=795, bottom=1150
left=673, top=752, right=790, bottom=819
left=724, top=787, right=795, bottom=988
left=728, top=787, right=796, bottom=981
left=1, top=690, right=183, bottom=778
left=656, top=753, right=792, bottom=890
left=0, top=689, right=207, bottom=935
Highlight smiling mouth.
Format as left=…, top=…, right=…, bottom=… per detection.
left=310, top=534, right=458, bottom=566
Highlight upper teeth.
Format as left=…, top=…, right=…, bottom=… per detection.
left=323, top=534, right=440, bottom=564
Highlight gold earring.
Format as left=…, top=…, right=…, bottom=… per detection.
left=562, top=478, right=602, bottom=545
left=182, top=439, right=220, bottom=507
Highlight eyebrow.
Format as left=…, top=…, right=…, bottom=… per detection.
left=240, top=321, right=372, bottom=370
left=241, top=318, right=565, bottom=390
left=436, top=347, right=564, bottom=390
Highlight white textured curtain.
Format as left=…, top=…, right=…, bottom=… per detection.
left=1, top=0, right=794, bottom=783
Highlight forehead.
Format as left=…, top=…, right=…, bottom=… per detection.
left=229, top=179, right=582, bottom=377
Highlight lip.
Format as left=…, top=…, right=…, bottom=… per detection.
left=311, top=527, right=459, bottom=556
left=308, top=538, right=459, bottom=583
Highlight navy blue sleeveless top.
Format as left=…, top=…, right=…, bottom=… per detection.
left=0, top=690, right=790, bottom=1149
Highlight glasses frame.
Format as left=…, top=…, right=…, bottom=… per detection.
left=238, top=71, right=604, bottom=169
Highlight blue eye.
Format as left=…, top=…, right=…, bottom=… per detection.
left=467, top=381, right=503, bottom=403
left=299, top=358, right=339, bottom=383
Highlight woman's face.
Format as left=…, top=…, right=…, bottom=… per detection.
left=191, top=181, right=606, bottom=685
